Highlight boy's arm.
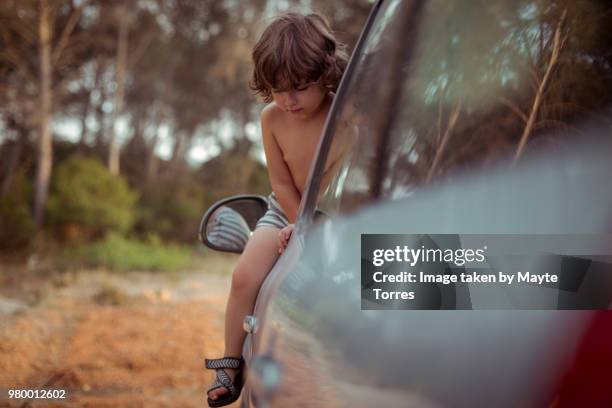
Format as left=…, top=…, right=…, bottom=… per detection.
left=261, top=107, right=301, bottom=223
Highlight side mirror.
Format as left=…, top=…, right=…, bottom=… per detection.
left=199, top=195, right=268, bottom=254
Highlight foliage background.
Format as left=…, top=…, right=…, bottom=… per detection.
left=0, top=0, right=373, bottom=265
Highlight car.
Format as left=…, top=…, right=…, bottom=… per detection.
left=200, top=0, right=612, bottom=406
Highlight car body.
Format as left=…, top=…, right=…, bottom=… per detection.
left=201, top=0, right=612, bottom=406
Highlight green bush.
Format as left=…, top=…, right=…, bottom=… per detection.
left=136, top=180, right=211, bottom=243
left=0, top=171, right=35, bottom=250
left=66, top=233, right=193, bottom=272
left=47, top=157, right=137, bottom=238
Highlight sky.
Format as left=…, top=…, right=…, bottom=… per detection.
left=51, top=114, right=266, bottom=167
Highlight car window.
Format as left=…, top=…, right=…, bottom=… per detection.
left=380, top=0, right=612, bottom=199
left=313, top=0, right=412, bottom=217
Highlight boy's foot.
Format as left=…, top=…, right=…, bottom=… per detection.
left=205, top=356, right=244, bottom=406
left=208, top=367, right=237, bottom=401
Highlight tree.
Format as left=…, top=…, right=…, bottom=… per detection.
left=34, top=0, right=53, bottom=228
left=1, top=0, right=89, bottom=228
left=107, top=3, right=130, bottom=175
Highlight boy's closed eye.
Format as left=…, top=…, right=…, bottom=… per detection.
left=272, top=82, right=314, bottom=93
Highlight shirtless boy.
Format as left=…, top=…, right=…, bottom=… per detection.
left=205, top=12, right=348, bottom=407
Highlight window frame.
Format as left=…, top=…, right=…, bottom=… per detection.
left=297, top=0, right=426, bottom=228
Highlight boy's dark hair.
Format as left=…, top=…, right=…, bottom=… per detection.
left=250, top=12, right=348, bottom=103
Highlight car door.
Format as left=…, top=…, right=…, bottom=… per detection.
left=248, top=0, right=612, bottom=406
left=243, top=0, right=397, bottom=405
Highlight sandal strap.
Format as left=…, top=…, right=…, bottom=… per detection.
left=206, top=378, right=224, bottom=394
left=205, top=356, right=242, bottom=370
left=216, top=369, right=237, bottom=395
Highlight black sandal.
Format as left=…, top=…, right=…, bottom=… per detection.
left=205, top=356, right=245, bottom=407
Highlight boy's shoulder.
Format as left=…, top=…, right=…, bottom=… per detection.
left=261, top=102, right=286, bottom=126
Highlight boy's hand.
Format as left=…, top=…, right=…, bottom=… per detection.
left=278, top=224, right=295, bottom=254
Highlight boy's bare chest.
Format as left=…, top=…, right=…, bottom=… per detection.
left=278, top=130, right=321, bottom=164
left=274, top=121, right=325, bottom=191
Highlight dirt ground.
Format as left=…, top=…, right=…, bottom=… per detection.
left=0, top=253, right=241, bottom=408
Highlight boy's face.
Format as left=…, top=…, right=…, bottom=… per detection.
left=270, top=81, right=328, bottom=119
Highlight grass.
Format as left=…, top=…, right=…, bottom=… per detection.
left=62, top=233, right=194, bottom=273
left=2, top=232, right=240, bottom=277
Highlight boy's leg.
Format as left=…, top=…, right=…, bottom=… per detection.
left=208, top=227, right=280, bottom=401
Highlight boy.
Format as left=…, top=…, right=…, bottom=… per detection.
left=205, top=12, right=348, bottom=407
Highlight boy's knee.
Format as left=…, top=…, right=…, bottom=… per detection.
left=231, top=264, right=256, bottom=292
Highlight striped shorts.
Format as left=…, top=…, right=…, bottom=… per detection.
left=255, top=192, right=290, bottom=230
